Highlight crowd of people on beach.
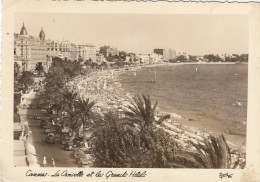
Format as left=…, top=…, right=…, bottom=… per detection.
left=67, top=69, right=133, bottom=114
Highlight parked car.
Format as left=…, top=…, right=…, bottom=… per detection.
left=77, top=154, right=93, bottom=167
left=40, top=119, right=48, bottom=128
left=45, top=126, right=56, bottom=133
left=73, top=147, right=89, bottom=158
left=46, top=133, right=55, bottom=144
left=64, top=141, right=75, bottom=151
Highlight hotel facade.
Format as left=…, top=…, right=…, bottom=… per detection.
left=14, top=23, right=97, bottom=72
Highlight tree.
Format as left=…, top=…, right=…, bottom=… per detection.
left=123, top=95, right=158, bottom=131
left=19, top=71, right=34, bottom=93
left=168, top=134, right=234, bottom=168
left=119, top=51, right=127, bottom=61
left=91, top=112, right=179, bottom=168
left=91, top=112, right=157, bottom=167
left=91, top=95, right=172, bottom=167
left=190, top=134, right=231, bottom=168
left=123, top=95, right=171, bottom=149
left=239, top=54, right=248, bottom=62
left=51, top=89, right=78, bottom=118
left=204, top=54, right=222, bottom=62
left=188, top=55, right=199, bottom=62
left=70, top=98, right=96, bottom=145
left=35, top=62, right=44, bottom=76
left=14, top=62, right=22, bottom=92
left=66, top=60, right=82, bottom=78
left=169, top=55, right=188, bottom=63
left=14, top=62, right=21, bottom=81
left=43, top=57, right=83, bottom=113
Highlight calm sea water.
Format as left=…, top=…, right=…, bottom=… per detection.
left=119, top=64, right=248, bottom=147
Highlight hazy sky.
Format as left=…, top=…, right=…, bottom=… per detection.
left=15, top=13, right=248, bottom=55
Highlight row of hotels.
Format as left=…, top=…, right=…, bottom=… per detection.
left=14, top=23, right=182, bottom=72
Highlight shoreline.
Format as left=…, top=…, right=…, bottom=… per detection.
left=116, top=65, right=246, bottom=153
left=69, top=62, right=246, bottom=153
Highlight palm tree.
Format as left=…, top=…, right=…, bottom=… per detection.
left=63, top=89, right=78, bottom=111
left=91, top=112, right=155, bottom=167
left=123, top=95, right=159, bottom=131
left=122, top=95, right=172, bottom=151
left=53, top=89, right=78, bottom=113
left=19, top=71, right=34, bottom=93
left=167, top=134, right=233, bottom=168
left=70, top=98, right=96, bottom=145
left=189, top=134, right=232, bottom=168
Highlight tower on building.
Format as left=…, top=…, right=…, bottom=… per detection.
left=20, top=22, right=28, bottom=35
left=39, top=27, right=45, bottom=41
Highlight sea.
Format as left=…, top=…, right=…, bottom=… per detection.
left=119, top=64, right=248, bottom=148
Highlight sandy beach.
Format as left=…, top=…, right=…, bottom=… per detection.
left=67, top=62, right=246, bottom=155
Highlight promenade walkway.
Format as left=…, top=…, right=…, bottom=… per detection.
left=19, top=92, right=77, bottom=167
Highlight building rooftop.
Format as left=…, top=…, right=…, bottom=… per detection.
left=20, top=23, right=28, bottom=35
left=39, top=27, right=45, bottom=40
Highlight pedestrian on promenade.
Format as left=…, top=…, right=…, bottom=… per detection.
left=51, top=158, right=55, bottom=167
left=43, top=156, right=47, bottom=167
left=52, top=120, right=55, bottom=126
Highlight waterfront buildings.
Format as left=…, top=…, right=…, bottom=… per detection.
left=14, top=23, right=98, bottom=72
left=154, top=48, right=176, bottom=61
left=15, top=23, right=196, bottom=72
left=137, top=54, right=150, bottom=64
left=100, top=45, right=119, bottom=58
left=136, top=53, right=163, bottom=64
left=77, top=43, right=97, bottom=62
left=46, top=40, right=78, bottom=61
left=149, top=53, right=163, bottom=64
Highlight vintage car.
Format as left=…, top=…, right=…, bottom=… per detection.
left=40, top=119, right=47, bottom=128
left=45, top=126, right=56, bottom=133
left=77, top=154, right=94, bottom=167
left=73, top=147, right=89, bottom=158
left=64, top=141, right=75, bottom=151
left=46, top=133, right=55, bottom=144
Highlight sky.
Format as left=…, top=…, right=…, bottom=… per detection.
left=15, top=13, right=248, bottom=55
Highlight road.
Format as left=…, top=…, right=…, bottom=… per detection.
left=19, top=93, right=78, bottom=167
